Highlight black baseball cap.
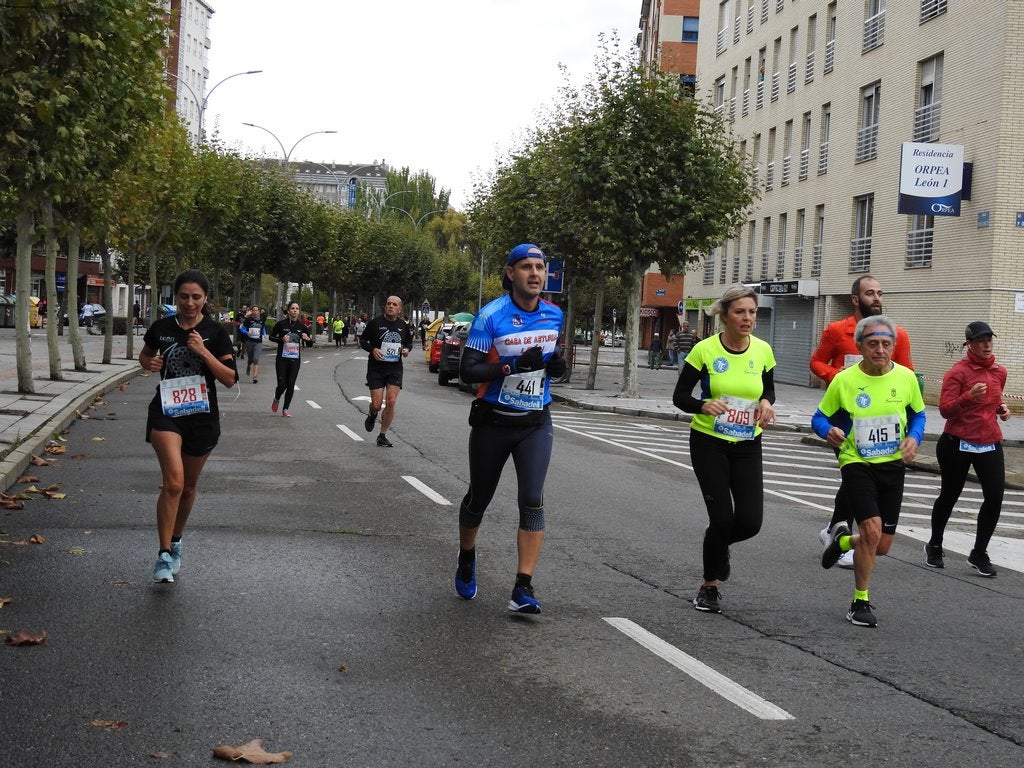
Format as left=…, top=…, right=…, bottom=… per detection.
left=964, top=321, right=996, bottom=344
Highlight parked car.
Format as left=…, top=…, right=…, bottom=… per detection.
left=437, top=322, right=470, bottom=386
left=427, top=323, right=454, bottom=373
left=603, top=331, right=625, bottom=347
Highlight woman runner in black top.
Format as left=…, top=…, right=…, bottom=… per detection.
left=268, top=301, right=311, bottom=417
left=139, top=269, right=237, bottom=583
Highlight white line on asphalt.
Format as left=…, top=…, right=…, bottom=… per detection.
left=336, top=425, right=364, bottom=441
left=553, top=424, right=694, bottom=469
left=603, top=617, right=794, bottom=721
left=306, top=400, right=321, bottom=409
left=401, top=476, right=451, bottom=505
left=352, top=395, right=370, bottom=402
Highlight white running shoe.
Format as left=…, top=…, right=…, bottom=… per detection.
left=818, top=526, right=830, bottom=547
left=837, top=550, right=855, bottom=569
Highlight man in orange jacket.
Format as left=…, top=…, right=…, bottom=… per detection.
left=810, top=275, right=915, bottom=568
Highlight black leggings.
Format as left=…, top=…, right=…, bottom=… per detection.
left=689, top=429, right=764, bottom=582
left=274, top=357, right=301, bottom=409
left=459, top=410, right=553, bottom=532
left=929, top=433, right=1004, bottom=552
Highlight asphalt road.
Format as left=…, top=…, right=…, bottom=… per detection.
left=1, top=345, right=1022, bottom=767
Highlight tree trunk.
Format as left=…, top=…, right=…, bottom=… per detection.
left=126, top=244, right=138, bottom=360
left=41, top=198, right=63, bottom=379
left=100, top=237, right=113, bottom=364
left=66, top=220, right=86, bottom=371
left=585, top=282, right=604, bottom=391
left=148, top=246, right=159, bottom=331
left=561, top=283, right=575, bottom=384
left=618, top=261, right=645, bottom=398
left=15, top=203, right=36, bottom=394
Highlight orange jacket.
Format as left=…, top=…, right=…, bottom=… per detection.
left=809, top=315, right=914, bottom=384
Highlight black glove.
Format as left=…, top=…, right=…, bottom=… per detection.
left=513, top=346, right=544, bottom=373
left=545, top=353, right=566, bottom=379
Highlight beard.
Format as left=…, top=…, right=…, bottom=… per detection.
left=858, top=298, right=883, bottom=316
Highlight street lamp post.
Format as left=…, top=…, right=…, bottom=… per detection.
left=385, top=206, right=447, bottom=228
left=170, top=69, right=262, bottom=144
left=242, top=123, right=338, bottom=165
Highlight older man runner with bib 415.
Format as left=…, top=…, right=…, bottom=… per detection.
left=813, top=315, right=925, bottom=628
left=454, top=243, right=565, bottom=614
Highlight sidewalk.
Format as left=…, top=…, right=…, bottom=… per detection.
left=551, top=345, right=1024, bottom=489
left=0, top=328, right=140, bottom=490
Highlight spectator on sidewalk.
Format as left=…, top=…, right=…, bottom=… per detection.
left=648, top=333, right=663, bottom=370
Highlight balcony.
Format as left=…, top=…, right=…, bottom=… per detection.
left=793, top=246, right=804, bottom=276
left=781, top=155, right=792, bottom=186
left=756, top=80, right=765, bottom=110
left=761, top=0, right=769, bottom=24
left=906, top=229, right=934, bottom=268
left=817, top=141, right=829, bottom=175
left=913, top=101, right=941, bottom=142
left=747, top=5, right=754, bottom=34
left=760, top=251, right=770, bottom=280
left=771, top=71, right=780, bottom=102
left=775, top=250, right=785, bottom=279
left=856, top=124, right=879, bottom=163
left=805, top=52, right=815, bottom=84
left=765, top=161, right=775, bottom=191
left=799, top=148, right=809, bottom=180
left=734, top=17, right=741, bottom=44
left=729, top=96, right=737, bottom=122
left=824, top=39, right=835, bottom=73
left=863, top=11, right=885, bottom=53
left=811, top=244, right=822, bottom=276
left=742, top=89, right=750, bottom=117
left=787, top=62, right=797, bottom=93
left=921, top=0, right=948, bottom=22
left=717, top=28, right=727, bottom=56
left=849, top=237, right=872, bottom=272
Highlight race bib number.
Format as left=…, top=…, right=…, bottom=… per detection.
left=159, top=375, right=210, bottom=418
left=713, top=395, right=758, bottom=440
left=960, top=439, right=996, bottom=454
left=283, top=341, right=300, bottom=359
left=380, top=342, right=401, bottom=362
left=853, top=414, right=901, bottom=458
left=248, top=326, right=261, bottom=339
left=498, top=370, right=545, bottom=411
left=843, top=354, right=863, bottom=369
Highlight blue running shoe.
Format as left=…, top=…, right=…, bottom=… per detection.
left=152, top=551, right=174, bottom=583
left=169, top=540, right=182, bottom=575
left=455, top=556, right=477, bottom=600
left=508, top=583, right=541, bottom=614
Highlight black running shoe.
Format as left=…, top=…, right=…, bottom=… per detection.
left=846, top=599, right=877, bottom=628
left=967, top=550, right=997, bottom=577
left=364, top=410, right=377, bottom=432
left=693, top=585, right=722, bottom=613
left=821, top=522, right=851, bottom=569
left=924, top=543, right=944, bottom=568
left=376, top=434, right=393, bottom=448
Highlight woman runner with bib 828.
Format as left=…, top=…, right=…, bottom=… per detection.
left=139, top=270, right=238, bottom=583
left=672, top=284, right=777, bottom=615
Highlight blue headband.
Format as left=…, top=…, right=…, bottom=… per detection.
left=862, top=331, right=894, bottom=340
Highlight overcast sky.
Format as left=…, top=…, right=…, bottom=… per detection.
left=203, top=0, right=641, bottom=210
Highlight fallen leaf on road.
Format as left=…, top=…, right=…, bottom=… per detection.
left=0, top=597, right=12, bottom=608
left=118, top=383, right=127, bottom=391
left=0, top=499, right=24, bottom=510
left=212, top=739, right=292, bottom=764
left=149, top=751, right=173, bottom=759
left=0, top=534, right=46, bottom=546
left=70, top=453, right=87, bottom=460
left=64, top=547, right=87, bottom=556
left=29, top=454, right=52, bottom=466
left=4, top=629, right=47, bottom=646
left=91, top=436, right=105, bottom=442
left=44, top=444, right=66, bottom=454
left=75, top=409, right=89, bottom=419
left=16, top=475, right=39, bottom=484
left=112, top=580, right=131, bottom=587
left=85, top=719, right=127, bottom=730
left=42, top=491, right=66, bottom=499
left=23, top=486, right=40, bottom=494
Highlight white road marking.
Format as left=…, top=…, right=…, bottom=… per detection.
left=336, top=425, right=364, bottom=441
left=402, top=475, right=450, bottom=505
left=353, top=396, right=371, bottom=402
left=306, top=400, right=321, bottom=409
left=603, top=617, right=794, bottom=721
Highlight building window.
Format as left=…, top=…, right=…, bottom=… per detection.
left=746, top=221, right=757, bottom=282
left=782, top=120, right=793, bottom=186
left=760, top=217, right=772, bottom=280
left=765, top=128, right=776, bottom=191
left=799, top=112, right=811, bottom=180
left=733, top=0, right=742, bottom=43
left=856, top=83, right=880, bottom=163
left=851, top=195, right=874, bottom=272
left=794, top=209, right=806, bottom=277
left=771, top=37, right=782, bottom=102
left=787, top=27, right=798, bottom=94
left=776, top=212, right=787, bottom=279
left=683, top=16, right=700, bottom=43
left=679, top=73, right=696, bottom=98
left=747, top=2, right=755, bottom=34
left=714, top=76, right=726, bottom=118
left=818, top=104, right=831, bottom=175
left=863, top=0, right=886, bottom=53
left=921, top=0, right=947, bottom=23
left=742, top=58, right=752, bottom=116
left=756, top=48, right=767, bottom=109
left=914, top=54, right=943, bottom=142
left=805, top=14, right=817, bottom=84
left=812, top=206, right=825, bottom=276
left=761, top=0, right=769, bottom=25
left=704, top=250, right=717, bottom=285
left=717, top=1, right=729, bottom=55
left=906, top=215, right=934, bottom=267
left=824, top=3, right=837, bottom=73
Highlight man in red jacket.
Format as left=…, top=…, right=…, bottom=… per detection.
left=810, top=275, right=915, bottom=568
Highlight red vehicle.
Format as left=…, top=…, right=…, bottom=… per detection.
left=427, top=323, right=454, bottom=373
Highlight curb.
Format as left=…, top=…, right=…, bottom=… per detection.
left=0, top=366, right=142, bottom=492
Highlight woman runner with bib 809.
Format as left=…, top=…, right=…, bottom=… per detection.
left=268, top=301, right=311, bottom=417
left=673, top=284, right=777, bottom=615
left=139, top=270, right=237, bottom=583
